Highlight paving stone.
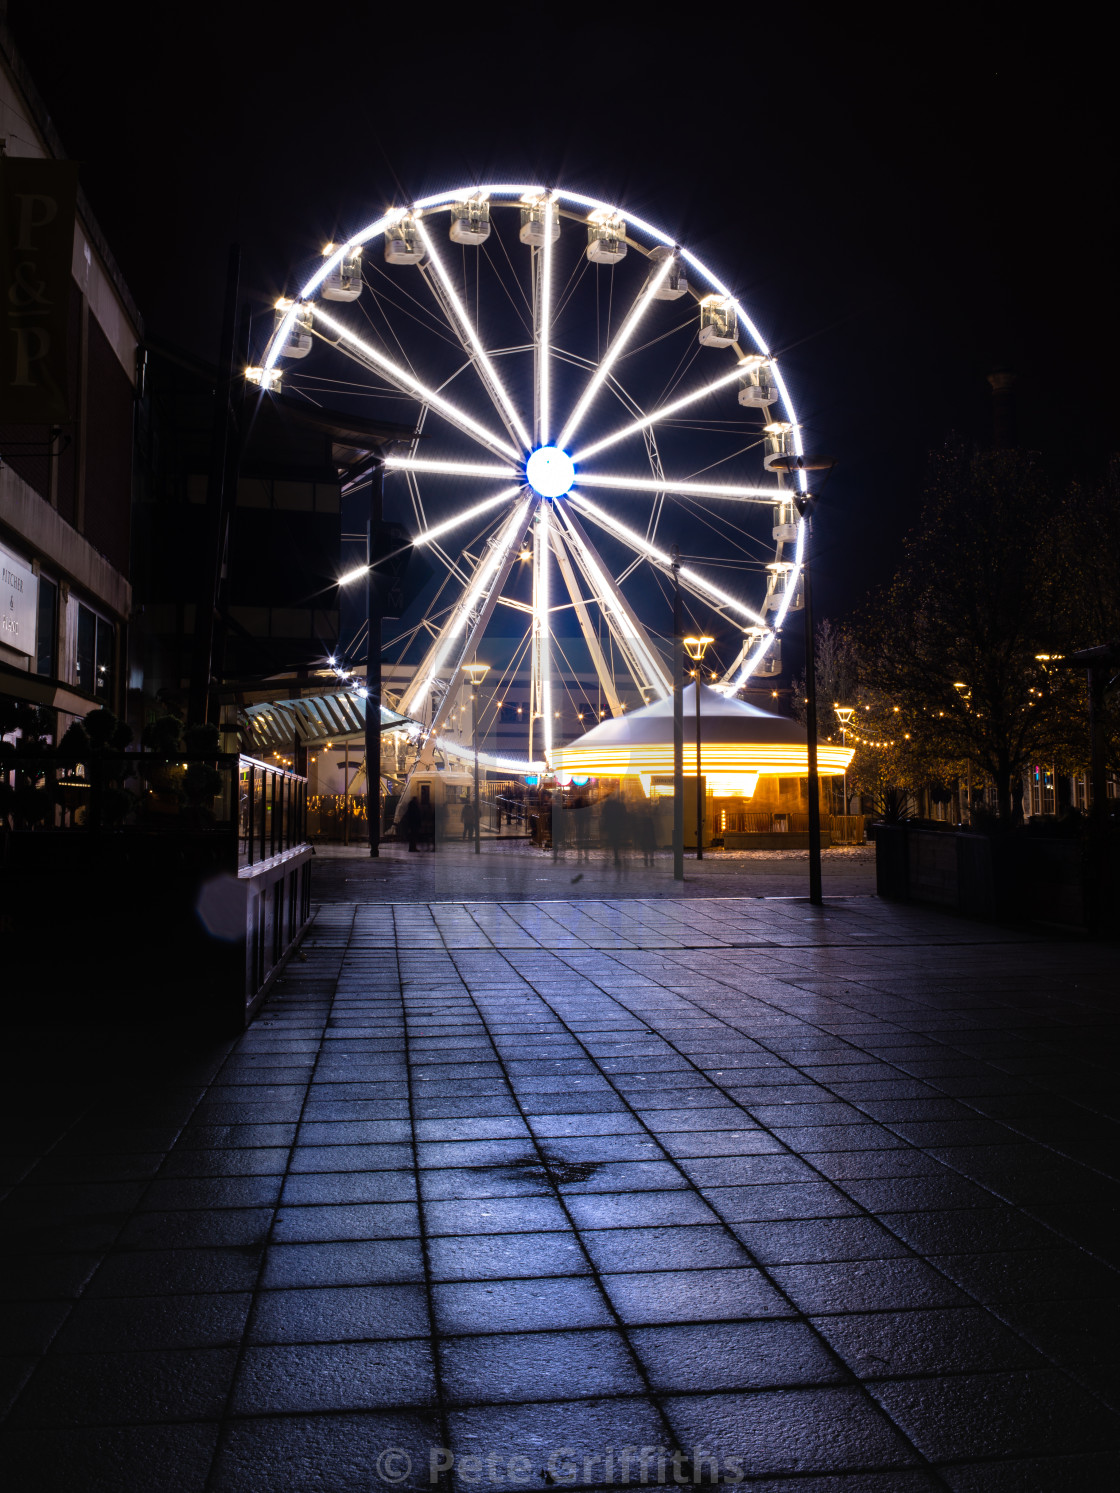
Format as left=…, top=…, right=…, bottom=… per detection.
left=427, top=1230, right=589, bottom=1281
left=445, top=1398, right=666, bottom=1492
left=432, top=1275, right=613, bottom=1334
left=602, top=1266, right=791, bottom=1324
left=811, top=1307, right=1044, bottom=1377
left=869, top=1369, right=1120, bottom=1461
left=53, top=1293, right=251, bottom=1352
left=631, top=1320, right=845, bottom=1391
left=734, top=1217, right=911, bottom=1265
left=232, top=1339, right=436, bottom=1413
left=208, top=1412, right=441, bottom=1493
left=663, top=1387, right=919, bottom=1473
left=249, top=1283, right=429, bottom=1342
left=440, top=1328, right=644, bottom=1403
left=8, top=1347, right=238, bottom=1426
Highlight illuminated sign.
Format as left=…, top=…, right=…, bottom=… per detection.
left=0, top=544, right=37, bottom=657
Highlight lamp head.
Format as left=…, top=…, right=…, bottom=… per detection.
left=683, top=635, right=715, bottom=663
left=462, top=663, right=490, bottom=687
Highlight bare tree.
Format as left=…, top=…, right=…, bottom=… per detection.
left=859, top=443, right=1079, bottom=822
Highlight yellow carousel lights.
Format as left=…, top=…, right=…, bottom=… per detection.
left=549, top=682, right=853, bottom=785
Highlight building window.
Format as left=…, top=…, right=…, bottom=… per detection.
left=95, top=614, right=113, bottom=698
left=76, top=604, right=96, bottom=692
left=75, top=603, right=114, bottom=699
left=36, top=576, right=57, bottom=677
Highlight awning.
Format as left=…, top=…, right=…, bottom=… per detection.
left=240, top=691, right=414, bottom=752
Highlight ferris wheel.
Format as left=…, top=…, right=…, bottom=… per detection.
left=253, top=183, right=809, bottom=777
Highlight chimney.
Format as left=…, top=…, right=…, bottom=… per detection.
left=986, top=370, right=1017, bottom=450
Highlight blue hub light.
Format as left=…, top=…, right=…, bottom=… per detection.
left=525, top=445, right=575, bottom=499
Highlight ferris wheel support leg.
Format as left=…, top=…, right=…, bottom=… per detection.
left=391, top=503, right=533, bottom=826
left=532, top=502, right=553, bottom=764
left=555, top=505, right=671, bottom=700
left=550, top=525, right=623, bottom=718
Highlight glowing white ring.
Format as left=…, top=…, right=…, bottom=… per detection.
left=261, top=183, right=809, bottom=689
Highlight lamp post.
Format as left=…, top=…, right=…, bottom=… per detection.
left=684, top=636, right=715, bottom=859
left=952, top=682, right=971, bottom=823
left=671, top=545, right=684, bottom=882
left=770, top=454, right=836, bottom=907
left=364, top=459, right=385, bottom=857
left=834, top=705, right=854, bottom=816
left=463, top=662, right=489, bottom=855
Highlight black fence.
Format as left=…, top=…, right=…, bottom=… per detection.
left=1, top=752, right=311, bottom=1029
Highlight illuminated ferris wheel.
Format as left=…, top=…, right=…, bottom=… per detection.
left=254, top=184, right=809, bottom=775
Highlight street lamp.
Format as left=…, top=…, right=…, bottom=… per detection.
left=952, top=682, right=973, bottom=821
left=769, top=453, right=837, bottom=906
left=462, top=662, right=489, bottom=855
left=671, top=545, right=684, bottom=882
left=684, top=636, right=715, bottom=860
left=834, top=705, right=854, bottom=816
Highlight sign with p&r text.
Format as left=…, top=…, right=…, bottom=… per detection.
left=0, top=544, right=38, bottom=657
left=0, top=157, right=79, bottom=423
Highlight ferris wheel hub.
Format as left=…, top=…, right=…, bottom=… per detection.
left=526, top=445, right=575, bottom=499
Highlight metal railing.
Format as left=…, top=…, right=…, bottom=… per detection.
left=239, top=756, right=308, bottom=867
left=2, top=752, right=308, bottom=866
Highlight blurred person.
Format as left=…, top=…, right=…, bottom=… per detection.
left=402, top=795, right=421, bottom=853
left=571, top=791, right=592, bottom=862
left=601, top=790, right=630, bottom=871
left=461, top=794, right=477, bottom=841
left=635, top=799, right=657, bottom=866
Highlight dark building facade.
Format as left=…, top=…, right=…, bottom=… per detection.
left=0, top=20, right=140, bottom=731
left=130, top=342, right=410, bottom=731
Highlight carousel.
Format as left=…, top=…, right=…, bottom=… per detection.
left=550, top=682, right=853, bottom=847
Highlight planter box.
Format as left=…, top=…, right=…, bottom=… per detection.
left=874, top=822, right=1119, bottom=935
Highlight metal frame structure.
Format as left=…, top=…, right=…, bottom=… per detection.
left=254, top=185, right=817, bottom=807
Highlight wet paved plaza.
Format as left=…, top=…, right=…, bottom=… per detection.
left=2, top=892, right=1118, bottom=1489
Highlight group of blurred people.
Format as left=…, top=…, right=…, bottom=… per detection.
left=397, top=783, right=662, bottom=866
left=554, top=790, right=659, bottom=868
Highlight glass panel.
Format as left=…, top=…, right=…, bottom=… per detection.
left=76, top=605, right=95, bottom=693
left=36, top=577, right=57, bottom=677
left=95, top=617, right=113, bottom=699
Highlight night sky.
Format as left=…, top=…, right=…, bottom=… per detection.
left=9, top=3, right=1115, bottom=636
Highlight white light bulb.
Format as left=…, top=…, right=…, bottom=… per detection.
left=526, top=447, right=575, bottom=499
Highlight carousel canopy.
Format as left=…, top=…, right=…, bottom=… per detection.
left=550, top=683, right=853, bottom=779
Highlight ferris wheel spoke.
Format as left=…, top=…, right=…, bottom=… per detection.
left=553, top=504, right=670, bottom=700
left=569, top=494, right=767, bottom=629
left=556, top=253, right=675, bottom=452
left=384, top=456, right=520, bottom=481
left=409, top=486, right=525, bottom=549
left=575, top=472, right=782, bottom=504
left=534, top=196, right=557, bottom=446
left=570, top=359, right=765, bottom=464
left=413, top=217, right=533, bottom=452
left=312, top=305, right=521, bottom=462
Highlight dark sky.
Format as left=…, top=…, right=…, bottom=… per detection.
left=9, top=2, right=1115, bottom=630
